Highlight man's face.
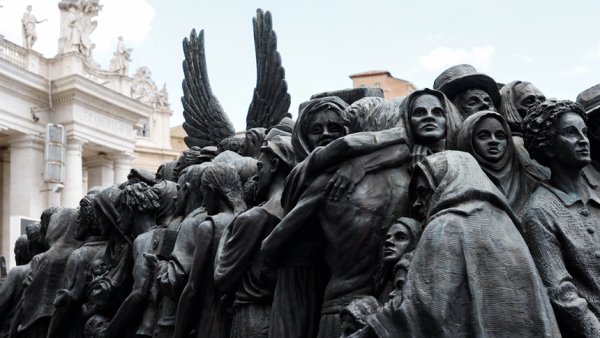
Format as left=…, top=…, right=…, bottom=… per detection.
left=458, top=89, right=496, bottom=117
left=173, top=155, right=185, bottom=178
left=410, top=94, right=447, bottom=144
left=174, top=174, right=188, bottom=217
left=383, top=223, right=414, bottom=264
left=256, top=152, right=275, bottom=202
left=307, top=110, right=342, bottom=151
left=472, top=117, right=508, bottom=163
left=551, top=112, right=590, bottom=169
left=513, top=83, right=545, bottom=118
left=412, top=174, right=434, bottom=222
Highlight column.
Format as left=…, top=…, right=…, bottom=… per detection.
left=6, top=134, right=44, bottom=268
left=0, top=148, right=9, bottom=265
left=85, top=154, right=114, bottom=189
left=61, top=137, right=87, bottom=208
left=111, top=152, right=137, bottom=185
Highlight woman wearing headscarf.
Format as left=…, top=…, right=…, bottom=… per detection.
left=397, top=88, right=462, bottom=171
left=348, top=151, right=560, bottom=337
left=457, top=111, right=541, bottom=218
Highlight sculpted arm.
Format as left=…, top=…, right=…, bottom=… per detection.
left=174, top=220, right=214, bottom=338
left=99, top=238, right=152, bottom=338
left=523, top=207, right=600, bottom=337
left=306, top=128, right=406, bottom=177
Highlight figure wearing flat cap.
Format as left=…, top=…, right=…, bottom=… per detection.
left=433, top=64, right=500, bottom=121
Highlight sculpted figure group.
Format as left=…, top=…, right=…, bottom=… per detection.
left=4, top=8, right=600, bottom=338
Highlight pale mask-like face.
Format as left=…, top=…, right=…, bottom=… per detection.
left=383, top=223, right=414, bottom=264
left=410, top=94, right=447, bottom=144
left=513, top=83, right=545, bottom=118
left=473, top=117, right=508, bottom=163
left=307, top=110, right=343, bottom=150
left=458, top=89, right=496, bottom=117
left=550, top=112, right=590, bottom=170
left=92, top=259, right=109, bottom=276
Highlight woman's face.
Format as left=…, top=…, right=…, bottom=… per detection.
left=307, top=110, right=343, bottom=150
left=410, top=94, right=446, bottom=144
left=472, top=117, right=508, bottom=163
left=412, top=174, right=434, bottom=222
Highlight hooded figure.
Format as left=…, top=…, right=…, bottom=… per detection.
left=16, top=208, right=83, bottom=338
left=357, top=151, right=560, bottom=338
left=456, top=111, right=541, bottom=218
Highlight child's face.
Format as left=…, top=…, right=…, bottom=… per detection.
left=340, top=318, right=359, bottom=338
left=383, top=223, right=413, bottom=264
left=92, top=260, right=108, bottom=275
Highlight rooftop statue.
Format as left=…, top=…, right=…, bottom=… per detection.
left=109, top=37, right=133, bottom=76
left=21, top=5, right=47, bottom=50
left=63, top=0, right=102, bottom=56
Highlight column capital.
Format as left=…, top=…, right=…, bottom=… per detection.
left=84, top=154, right=114, bottom=169
left=109, top=151, right=137, bottom=164
left=6, top=134, right=44, bottom=150
left=66, top=136, right=88, bottom=151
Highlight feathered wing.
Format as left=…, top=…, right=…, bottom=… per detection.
left=246, top=9, right=291, bottom=130
left=181, top=29, right=235, bottom=148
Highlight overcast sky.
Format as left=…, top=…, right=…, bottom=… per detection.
left=1, top=0, right=599, bottom=131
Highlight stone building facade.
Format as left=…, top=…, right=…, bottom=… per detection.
left=0, top=1, right=178, bottom=267
left=349, top=70, right=417, bottom=99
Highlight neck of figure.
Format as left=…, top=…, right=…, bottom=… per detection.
left=132, top=212, right=155, bottom=237
left=549, top=161, right=585, bottom=198
left=262, top=171, right=286, bottom=219
left=216, top=195, right=234, bottom=215
left=184, top=193, right=204, bottom=217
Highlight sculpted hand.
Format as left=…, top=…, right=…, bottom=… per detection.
left=410, top=145, right=430, bottom=172
left=324, top=159, right=366, bottom=201
left=143, top=253, right=159, bottom=270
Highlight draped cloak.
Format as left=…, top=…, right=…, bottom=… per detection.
left=364, top=151, right=560, bottom=338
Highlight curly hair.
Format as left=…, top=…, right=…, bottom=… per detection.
left=201, top=163, right=246, bottom=213
left=522, top=99, right=587, bottom=166
left=217, top=137, right=244, bottom=154
left=25, top=222, right=41, bottom=243
left=114, top=182, right=160, bottom=213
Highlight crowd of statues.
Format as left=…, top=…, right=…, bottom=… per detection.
left=2, top=61, right=600, bottom=338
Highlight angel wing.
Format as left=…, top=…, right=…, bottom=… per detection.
left=181, top=29, right=235, bottom=148
left=246, top=9, right=291, bottom=130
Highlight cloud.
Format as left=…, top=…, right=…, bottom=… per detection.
left=419, top=45, right=495, bottom=71
left=0, top=0, right=154, bottom=57
left=560, top=66, right=590, bottom=77
left=512, top=54, right=533, bottom=63
left=588, top=45, right=600, bottom=59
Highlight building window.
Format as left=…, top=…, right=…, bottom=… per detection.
left=374, top=83, right=380, bottom=88
left=137, top=124, right=150, bottom=137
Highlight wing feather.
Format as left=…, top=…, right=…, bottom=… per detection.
left=246, top=9, right=291, bottom=130
left=181, top=29, right=235, bottom=148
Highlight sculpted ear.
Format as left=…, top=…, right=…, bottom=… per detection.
left=270, top=157, right=280, bottom=173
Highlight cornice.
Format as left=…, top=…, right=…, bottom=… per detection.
left=0, top=75, right=50, bottom=105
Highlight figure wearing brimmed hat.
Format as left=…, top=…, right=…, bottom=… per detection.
left=577, top=84, right=600, bottom=188
left=433, top=64, right=500, bottom=121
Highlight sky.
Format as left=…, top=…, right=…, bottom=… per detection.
left=1, top=0, right=599, bottom=132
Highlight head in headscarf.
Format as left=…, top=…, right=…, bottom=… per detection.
left=75, top=194, right=101, bottom=241
left=153, top=180, right=178, bottom=226
left=15, top=235, right=30, bottom=266
left=292, top=97, right=349, bottom=162
left=156, top=160, right=178, bottom=182
left=382, top=217, right=422, bottom=265
left=409, top=151, right=518, bottom=227
left=93, top=185, right=123, bottom=239
left=499, top=80, right=546, bottom=134
left=399, top=88, right=461, bottom=151
left=457, top=111, right=542, bottom=217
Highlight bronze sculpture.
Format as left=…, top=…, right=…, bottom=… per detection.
left=0, top=235, right=31, bottom=338
left=577, top=84, right=600, bottom=188
left=522, top=100, right=600, bottom=337
left=499, top=80, right=546, bottom=133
